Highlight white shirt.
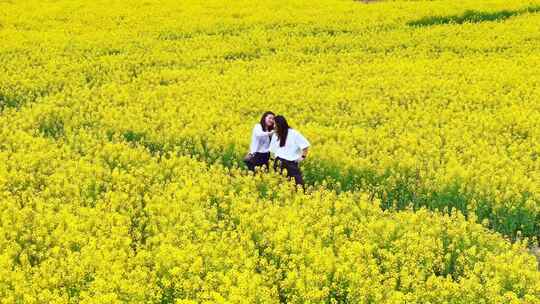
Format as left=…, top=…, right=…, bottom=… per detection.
left=270, top=128, right=310, bottom=161
left=249, top=124, right=272, bottom=153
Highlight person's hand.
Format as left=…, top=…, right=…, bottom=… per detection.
left=296, top=155, right=306, bottom=163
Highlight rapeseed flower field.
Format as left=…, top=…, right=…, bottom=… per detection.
left=1, top=0, right=539, bottom=302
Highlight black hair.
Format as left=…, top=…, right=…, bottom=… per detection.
left=260, top=111, right=275, bottom=132
left=274, top=115, right=290, bottom=147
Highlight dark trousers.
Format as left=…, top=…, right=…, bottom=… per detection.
left=274, top=157, right=304, bottom=187
left=244, top=152, right=270, bottom=172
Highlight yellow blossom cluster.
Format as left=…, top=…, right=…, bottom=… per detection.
left=0, top=135, right=538, bottom=302
left=3, top=0, right=538, bottom=237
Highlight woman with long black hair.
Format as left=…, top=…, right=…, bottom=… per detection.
left=270, top=115, right=310, bottom=187
left=244, top=111, right=275, bottom=171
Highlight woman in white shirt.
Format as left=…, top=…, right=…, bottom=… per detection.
left=270, top=115, right=310, bottom=187
left=244, top=111, right=275, bottom=171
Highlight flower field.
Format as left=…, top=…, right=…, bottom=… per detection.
left=1, top=0, right=539, bottom=302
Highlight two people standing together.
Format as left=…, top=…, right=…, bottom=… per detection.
left=244, top=111, right=310, bottom=187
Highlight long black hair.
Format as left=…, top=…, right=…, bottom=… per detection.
left=260, top=111, right=275, bottom=132
left=274, top=115, right=290, bottom=147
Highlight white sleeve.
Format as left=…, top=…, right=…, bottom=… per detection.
left=253, top=124, right=269, bottom=138
left=249, top=125, right=259, bottom=153
left=294, top=130, right=310, bottom=150
left=269, top=134, right=278, bottom=155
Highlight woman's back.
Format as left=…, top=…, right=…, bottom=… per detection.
left=270, top=128, right=310, bottom=161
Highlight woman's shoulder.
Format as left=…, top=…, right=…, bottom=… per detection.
left=289, top=128, right=307, bottom=140
left=253, top=123, right=263, bottom=130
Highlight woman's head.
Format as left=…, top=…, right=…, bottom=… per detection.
left=274, top=115, right=290, bottom=147
left=260, top=111, right=275, bottom=131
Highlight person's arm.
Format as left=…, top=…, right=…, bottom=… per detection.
left=249, top=125, right=260, bottom=154
left=295, top=131, right=310, bottom=162
left=300, top=147, right=308, bottom=160
left=248, top=135, right=257, bottom=155
left=269, top=134, right=278, bottom=157
left=253, top=124, right=273, bottom=138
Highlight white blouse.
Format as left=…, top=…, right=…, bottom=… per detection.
left=270, top=128, right=310, bottom=161
left=249, top=124, right=272, bottom=153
